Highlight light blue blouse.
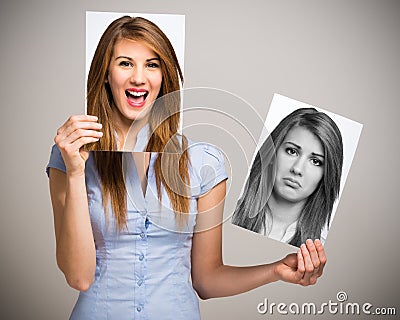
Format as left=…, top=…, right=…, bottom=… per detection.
left=46, top=130, right=228, bottom=320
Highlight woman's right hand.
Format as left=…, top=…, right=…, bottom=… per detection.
left=54, top=115, right=103, bottom=176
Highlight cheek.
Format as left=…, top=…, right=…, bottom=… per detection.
left=149, top=70, right=162, bottom=86
left=107, top=74, right=118, bottom=92
left=308, top=168, right=324, bottom=191
left=108, top=69, right=125, bottom=89
left=275, top=153, right=291, bottom=174
left=153, top=76, right=163, bottom=91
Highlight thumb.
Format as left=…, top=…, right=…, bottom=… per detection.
left=281, top=253, right=298, bottom=268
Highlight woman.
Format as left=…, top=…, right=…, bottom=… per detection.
left=232, top=108, right=343, bottom=247
left=47, top=16, right=327, bottom=319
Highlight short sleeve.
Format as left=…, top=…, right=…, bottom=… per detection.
left=46, top=144, right=66, bottom=177
left=199, top=144, right=228, bottom=195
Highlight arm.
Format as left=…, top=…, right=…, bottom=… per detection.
left=191, top=181, right=326, bottom=299
left=49, top=115, right=103, bottom=291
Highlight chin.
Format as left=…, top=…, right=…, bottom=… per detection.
left=275, top=189, right=305, bottom=204
left=125, top=108, right=151, bottom=121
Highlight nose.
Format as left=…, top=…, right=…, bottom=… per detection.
left=290, top=157, right=306, bottom=176
left=130, top=66, right=146, bottom=85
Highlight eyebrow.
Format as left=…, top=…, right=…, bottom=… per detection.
left=115, top=56, right=160, bottom=62
left=285, top=141, right=325, bottom=158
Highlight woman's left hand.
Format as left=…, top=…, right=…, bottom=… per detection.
left=273, top=239, right=326, bottom=286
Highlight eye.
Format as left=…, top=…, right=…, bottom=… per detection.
left=285, top=147, right=298, bottom=156
left=119, top=61, right=132, bottom=67
left=310, top=158, right=323, bottom=166
left=147, top=62, right=160, bottom=69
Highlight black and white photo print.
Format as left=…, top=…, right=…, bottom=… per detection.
left=232, top=94, right=363, bottom=247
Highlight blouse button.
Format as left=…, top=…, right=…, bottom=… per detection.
left=137, top=279, right=143, bottom=286
left=139, top=254, right=144, bottom=261
left=140, top=232, right=145, bottom=239
left=137, top=306, right=142, bottom=312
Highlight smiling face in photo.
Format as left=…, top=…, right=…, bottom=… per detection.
left=272, top=126, right=325, bottom=204
left=107, top=39, right=163, bottom=130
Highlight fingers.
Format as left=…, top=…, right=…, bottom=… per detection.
left=296, top=248, right=305, bottom=272
left=295, top=247, right=305, bottom=282
left=63, top=129, right=103, bottom=146
left=306, top=239, right=320, bottom=272
left=296, top=239, right=327, bottom=286
left=58, top=114, right=99, bottom=135
left=299, top=242, right=314, bottom=285
left=55, top=115, right=103, bottom=149
left=56, top=115, right=100, bottom=137
left=314, top=239, right=327, bottom=277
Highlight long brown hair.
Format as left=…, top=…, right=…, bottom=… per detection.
left=86, top=16, right=190, bottom=231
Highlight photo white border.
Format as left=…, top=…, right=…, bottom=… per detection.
left=258, top=93, right=363, bottom=241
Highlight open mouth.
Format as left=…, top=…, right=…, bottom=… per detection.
left=125, top=89, right=149, bottom=106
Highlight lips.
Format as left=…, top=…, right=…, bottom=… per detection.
left=125, top=88, right=148, bottom=108
left=283, top=177, right=302, bottom=189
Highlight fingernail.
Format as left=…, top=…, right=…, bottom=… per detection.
left=306, top=239, right=313, bottom=245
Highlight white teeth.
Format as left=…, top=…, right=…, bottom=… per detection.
left=127, top=90, right=147, bottom=97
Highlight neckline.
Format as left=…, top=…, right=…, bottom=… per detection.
left=123, top=152, right=153, bottom=210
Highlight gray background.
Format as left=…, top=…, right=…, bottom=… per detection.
left=1, top=0, right=399, bottom=319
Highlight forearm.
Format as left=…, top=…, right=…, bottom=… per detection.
left=192, top=181, right=326, bottom=299
left=193, top=263, right=279, bottom=299
left=193, top=242, right=326, bottom=299
left=57, top=173, right=96, bottom=290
